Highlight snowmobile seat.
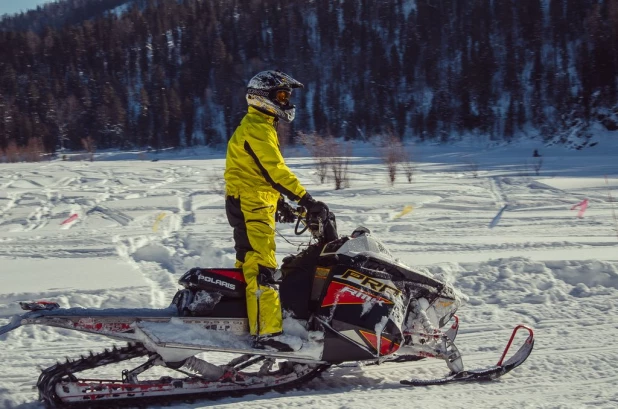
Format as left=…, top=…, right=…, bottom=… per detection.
left=178, top=268, right=246, bottom=298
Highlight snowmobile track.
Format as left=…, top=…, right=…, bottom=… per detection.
left=38, top=342, right=331, bottom=408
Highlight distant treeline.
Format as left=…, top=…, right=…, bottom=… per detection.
left=0, top=0, right=617, bottom=153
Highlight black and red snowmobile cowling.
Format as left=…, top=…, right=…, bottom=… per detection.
left=0, top=209, right=534, bottom=407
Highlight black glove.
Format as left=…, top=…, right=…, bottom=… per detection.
left=276, top=197, right=296, bottom=223
left=298, top=193, right=329, bottom=218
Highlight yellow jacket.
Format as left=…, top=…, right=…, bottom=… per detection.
left=224, top=107, right=307, bottom=201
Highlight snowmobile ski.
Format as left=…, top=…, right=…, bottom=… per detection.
left=401, top=325, right=534, bottom=386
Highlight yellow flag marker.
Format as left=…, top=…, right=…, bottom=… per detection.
left=153, top=212, right=168, bottom=232
left=393, top=205, right=413, bottom=219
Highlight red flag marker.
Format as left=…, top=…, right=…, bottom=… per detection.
left=570, top=199, right=589, bottom=218
left=61, top=214, right=79, bottom=225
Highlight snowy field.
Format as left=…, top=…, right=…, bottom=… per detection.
left=1, top=141, right=617, bottom=409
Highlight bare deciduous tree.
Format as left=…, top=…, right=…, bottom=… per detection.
left=331, top=142, right=351, bottom=190
left=1, top=138, right=46, bottom=163
left=298, top=131, right=351, bottom=190
left=401, top=152, right=415, bottom=183
left=533, top=157, right=543, bottom=176
left=81, top=136, right=96, bottom=161
left=298, top=131, right=329, bottom=184
left=376, top=132, right=406, bottom=186
left=2, top=141, right=20, bottom=163
left=24, top=137, right=44, bottom=162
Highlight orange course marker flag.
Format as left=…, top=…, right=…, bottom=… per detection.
left=152, top=212, right=168, bottom=232
left=394, top=205, right=414, bottom=219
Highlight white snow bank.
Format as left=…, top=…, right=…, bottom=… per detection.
left=423, top=257, right=618, bottom=308
left=545, top=259, right=618, bottom=292
left=0, top=257, right=146, bottom=294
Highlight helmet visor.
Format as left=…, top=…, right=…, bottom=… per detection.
left=271, top=89, right=291, bottom=106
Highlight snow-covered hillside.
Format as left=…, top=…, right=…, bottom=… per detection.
left=1, top=142, right=617, bottom=408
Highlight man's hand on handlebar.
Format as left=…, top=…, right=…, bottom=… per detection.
left=298, top=193, right=329, bottom=219
left=275, top=197, right=297, bottom=223
left=292, top=193, right=337, bottom=242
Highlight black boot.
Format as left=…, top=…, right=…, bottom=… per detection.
left=253, top=333, right=295, bottom=352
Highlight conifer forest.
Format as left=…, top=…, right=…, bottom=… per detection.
left=0, top=0, right=617, bottom=153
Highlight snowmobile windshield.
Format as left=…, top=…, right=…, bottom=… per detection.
left=335, top=234, right=394, bottom=260
left=334, top=233, right=440, bottom=286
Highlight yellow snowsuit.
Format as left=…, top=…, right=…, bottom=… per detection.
left=224, top=106, right=308, bottom=336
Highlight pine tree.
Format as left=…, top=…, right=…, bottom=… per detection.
left=0, top=0, right=616, bottom=150
left=167, top=85, right=182, bottom=147
left=137, top=88, right=151, bottom=147
left=183, top=96, right=195, bottom=147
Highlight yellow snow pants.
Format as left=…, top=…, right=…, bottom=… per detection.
left=225, top=191, right=283, bottom=337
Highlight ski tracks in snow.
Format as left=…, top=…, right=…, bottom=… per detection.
left=489, top=175, right=508, bottom=206
left=114, top=235, right=176, bottom=308
left=113, top=192, right=195, bottom=308
left=2, top=151, right=618, bottom=408
left=111, top=164, right=211, bottom=308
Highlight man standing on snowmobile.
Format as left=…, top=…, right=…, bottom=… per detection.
left=224, top=70, right=328, bottom=352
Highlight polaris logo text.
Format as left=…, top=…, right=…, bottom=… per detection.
left=199, top=275, right=236, bottom=290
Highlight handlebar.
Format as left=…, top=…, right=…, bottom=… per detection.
left=294, top=209, right=310, bottom=236
left=290, top=206, right=338, bottom=243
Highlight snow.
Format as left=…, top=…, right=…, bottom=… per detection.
left=108, top=1, right=134, bottom=18
left=1, top=140, right=618, bottom=408
left=0, top=258, right=145, bottom=294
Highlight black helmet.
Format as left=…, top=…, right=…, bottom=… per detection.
left=246, top=70, right=304, bottom=123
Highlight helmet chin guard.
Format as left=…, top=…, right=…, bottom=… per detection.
left=246, top=70, right=303, bottom=123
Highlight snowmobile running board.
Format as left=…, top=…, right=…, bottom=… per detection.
left=135, top=320, right=326, bottom=362
left=1, top=304, right=326, bottom=363
left=0, top=304, right=248, bottom=339
left=401, top=325, right=534, bottom=386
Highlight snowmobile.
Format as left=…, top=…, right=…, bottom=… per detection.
left=0, top=207, right=534, bottom=407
